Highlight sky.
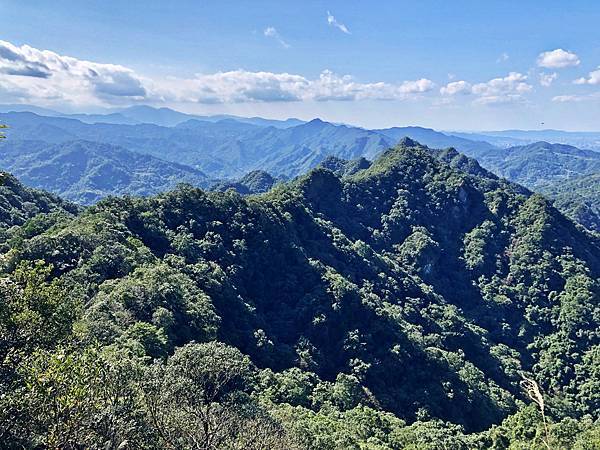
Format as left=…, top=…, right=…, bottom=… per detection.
left=1, top=0, right=600, bottom=130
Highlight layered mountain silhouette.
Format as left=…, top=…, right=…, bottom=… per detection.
left=0, top=140, right=211, bottom=204
left=2, top=139, right=598, bottom=438
left=1, top=107, right=599, bottom=233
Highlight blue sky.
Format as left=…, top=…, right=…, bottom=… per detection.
left=1, top=0, right=600, bottom=130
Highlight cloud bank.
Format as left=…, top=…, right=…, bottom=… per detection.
left=155, top=70, right=435, bottom=104
left=440, top=72, right=533, bottom=105
left=0, top=39, right=436, bottom=107
left=0, top=40, right=146, bottom=107
left=1, top=39, right=596, bottom=111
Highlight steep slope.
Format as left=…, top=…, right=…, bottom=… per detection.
left=0, top=172, right=78, bottom=230
left=0, top=140, right=211, bottom=204
left=538, top=172, right=600, bottom=232
left=4, top=140, right=598, bottom=437
left=430, top=146, right=501, bottom=180
left=461, top=141, right=600, bottom=188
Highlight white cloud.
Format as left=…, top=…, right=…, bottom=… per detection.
left=398, top=78, right=435, bottom=94
left=438, top=72, right=543, bottom=104
left=327, top=11, right=350, bottom=34
left=440, top=80, right=472, bottom=96
left=552, top=94, right=586, bottom=103
left=539, top=72, right=558, bottom=87
left=0, top=39, right=146, bottom=107
left=574, top=67, right=600, bottom=85
left=159, top=70, right=434, bottom=104
left=0, top=39, right=437, bottom=107
left=155, top=70, right=308, bottom=103
left=263, top=27, right=290, bottom=49
left=471, top=72, right=532, bottom=104
left=537, top=49, right=580, bottom=69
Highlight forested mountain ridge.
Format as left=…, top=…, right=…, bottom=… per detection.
left=1, top=138, right=599, bottom=448
left=210, top=170, right=278, bottom=195
left=446, top=140, right=600, bottom=231
left=0, top=171, right=78, bottom=229
left=2, top=110, right=600, bottom=236
left=457, top=140, right=600, bottom=188
left=0, top=112, right=393, bottom=178
left=538, top=172, right=600, bottom=232
left=0, top=139, right=212, bottom=204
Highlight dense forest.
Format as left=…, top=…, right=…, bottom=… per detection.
left=0, top=140, right=212, bottom=204
left=1, top=138, right=599, bottom=448
left=538, top=173, right=600, bottom=233
left=460, top=142, right=600, bottom=190
left=455, top=142, right=600, bottom=233
left=2, top=110, right=600, bottom=236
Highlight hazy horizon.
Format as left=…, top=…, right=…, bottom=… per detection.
left=4, top=102, right=600, bottom=134
left=2, top=1, right=600, bottom=131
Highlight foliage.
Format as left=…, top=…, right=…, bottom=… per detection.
left=2, top=112, right=599, bottom=236
left=211, top=170, right=278, bottom=195
left=0, top=140, right=211, bottom=204
left=0, top=139, right=599, bottom=447
left=538, top=173, right=600, bottom=232
left=0, top=172, right=77, bottom=233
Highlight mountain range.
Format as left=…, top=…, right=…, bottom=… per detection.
left=454, top=129, right=600, bottom=151
left=0, top=106, right=599, bottom=232
left=0, top=140, right=211, bottom=204
left=1, top=138, right=598, bottom=448
left=0, top=104, right=305, bottom=128
left=456, top=141, right=600, bottom=188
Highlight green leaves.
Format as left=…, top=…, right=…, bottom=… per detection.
left=0, top=138, right=599, bottom=447
left=0, top=260, right=79, bottom=359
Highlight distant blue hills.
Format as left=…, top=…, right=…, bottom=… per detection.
left=0, top=104, right=598, bottom=231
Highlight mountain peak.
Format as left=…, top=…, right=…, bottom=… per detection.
left=305, top=118, right=327, bottom=127
left=397, top=136, right=421, bottom=147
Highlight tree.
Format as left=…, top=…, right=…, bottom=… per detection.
left=141, top=342, right=256, bottom=449
left=0, top=261, right=78, bottom=371
left=1, top=346, right=149, bottom=449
